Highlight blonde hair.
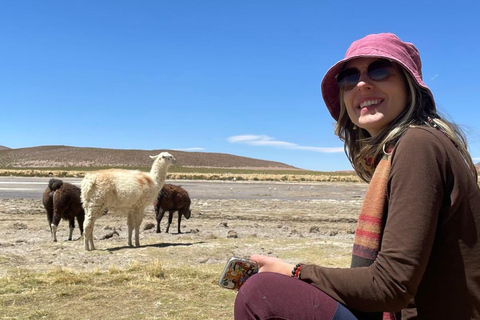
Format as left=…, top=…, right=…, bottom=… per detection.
left=335, top=68, right=477, bottom=183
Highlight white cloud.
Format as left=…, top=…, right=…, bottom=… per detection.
left=227, top=135, right=343, bottom=153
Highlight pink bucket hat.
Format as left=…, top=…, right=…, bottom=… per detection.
left=321, top=33, right=435, bottom=121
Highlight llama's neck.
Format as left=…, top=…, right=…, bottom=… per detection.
left=150, top=161, right=169, bottom=186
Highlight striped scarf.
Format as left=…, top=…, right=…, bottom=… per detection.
left=351, top=151, right=397, bottom=320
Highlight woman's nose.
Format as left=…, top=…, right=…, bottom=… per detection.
left=356, top=72, right=372, bottom=90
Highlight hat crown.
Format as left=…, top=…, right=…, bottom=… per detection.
left=346, top=33, right=423, bottom=80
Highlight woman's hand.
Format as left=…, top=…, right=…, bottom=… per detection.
left=251, top=255, right=295, bottom=276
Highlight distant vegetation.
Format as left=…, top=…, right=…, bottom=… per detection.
left=0, top=165, right=362, bottom=183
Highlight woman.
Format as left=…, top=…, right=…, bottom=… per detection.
left=234, top=33, right=480, bottom=319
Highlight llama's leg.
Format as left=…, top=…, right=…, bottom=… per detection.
left=76, top=214, right=85, bottom=238
left=156, top=208, right=166, bottom=233
left=52, top=207, right=63, bottom=242
left=84, top=206, right=101, bottom=251
left=166, top=211, right=173, bottom=233
left=134, top=211, right=143, bottom=247
left=84, top=214, right=93, bottom=250
left=127, top=214, right=134, bottom=247
left=47, top=208, right=53, bottom=235
left=47, top=216, right=53, bottom=234
left=51, top=225, right=58, bottom=242
left=68, top=217, right=75, bottom=241
left=177, top=212, right=183, bottom=234
left=46, top=194, right=54, bottom=235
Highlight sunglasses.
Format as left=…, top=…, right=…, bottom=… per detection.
left=336, top=59, right=395, bottom=91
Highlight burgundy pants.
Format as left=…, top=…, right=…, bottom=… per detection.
left=234, top=272, right=358, bottom=320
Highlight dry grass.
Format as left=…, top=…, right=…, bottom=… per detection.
left=0, top=261, right=233, bottom=320
left=0, top=239, right=351, bottom=320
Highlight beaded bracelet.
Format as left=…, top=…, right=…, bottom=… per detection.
left=291, top=263, right=303, bottom=278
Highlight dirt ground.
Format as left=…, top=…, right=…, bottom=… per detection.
left=0, top=181, right=367, bottom=276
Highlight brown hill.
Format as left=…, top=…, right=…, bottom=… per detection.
left=0, top=146, right=10, bottom=151
left=0, top=145, right=299, bottom=170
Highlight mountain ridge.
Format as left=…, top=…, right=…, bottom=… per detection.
left=2, top=145, right=478, bottom=172
left=0, top=145, right=299, bottom=170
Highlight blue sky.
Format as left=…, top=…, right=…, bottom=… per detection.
left=1, top=1, right=479, bottom=171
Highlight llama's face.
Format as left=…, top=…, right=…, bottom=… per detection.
left=161, top=153, right=176, bottom=165
left=150, top=152, right=176, bottom=165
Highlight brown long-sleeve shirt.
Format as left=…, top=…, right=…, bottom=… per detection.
left=300, top=127, right=480, bottom=319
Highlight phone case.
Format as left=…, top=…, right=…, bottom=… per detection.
left=218, top=257, right=258, bottom=290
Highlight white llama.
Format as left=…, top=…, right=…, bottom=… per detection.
left=81, top=152, right=176, bottom=250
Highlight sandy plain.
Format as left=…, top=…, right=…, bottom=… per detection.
left=0, top=180, right=367, bottom=277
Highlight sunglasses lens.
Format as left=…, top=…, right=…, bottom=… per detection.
left=336, top=60, right=394, bottom=91
left=336, top=68, right=360, bottom=91
left=368, top=60, right=394, bottom=81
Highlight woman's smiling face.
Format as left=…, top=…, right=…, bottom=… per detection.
left=342, top=58, right=409, bottom=137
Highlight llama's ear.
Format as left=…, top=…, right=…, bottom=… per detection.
left=150, top=155, right=158, bottom=160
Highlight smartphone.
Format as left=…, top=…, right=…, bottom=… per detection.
left=218, top=257, right=258, bottom=290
